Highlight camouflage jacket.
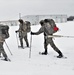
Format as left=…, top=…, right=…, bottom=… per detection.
left=0, top=27, right=6, bottom=42
left=17, top=22, right=27, bottom=38
left=0, top=36, right=5, bottom=42
left=33, top=23, right=54, bottom=36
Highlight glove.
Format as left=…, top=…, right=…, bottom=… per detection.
left=15, top=31, right=18, bottom=33
left=31, top=32, right=35, bottom=35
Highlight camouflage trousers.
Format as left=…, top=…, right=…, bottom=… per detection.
left=19, top=34, right=29, bottom=47
left=0, top=42, right=7, bottom=58
left=44, top=38, right=62, bottom=54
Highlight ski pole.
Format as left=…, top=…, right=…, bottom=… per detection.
left=29, top=34, right=32, bottom=58
left=5, top=41, right=13, bottom=55
left=16, top=33, right=19, bottom=47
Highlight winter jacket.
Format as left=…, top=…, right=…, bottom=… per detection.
left=17, top=22, right=27, bottom=38
left=0, top=36, right=5, bottom=42
left=0, top=28, right=5, bottom=42
left=33, top=23, right=54, bottom=36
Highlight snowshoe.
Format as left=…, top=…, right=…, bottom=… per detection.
left=18, top=46, right=24, bottom=49
left=2, top=57, right=11, bottom=61
left=54, top=55, right=67, bottom=59
left=57, top=55, right=63, bottom=58
left=39, top=52, right=48, bottom=55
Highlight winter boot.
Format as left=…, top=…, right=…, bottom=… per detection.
left=21, top=43, right=24, bottom=49
left=41, top=52, right=48, bottom=55
left=0, top=55, right=2, bottom=58
left=4, top=57, right=11, bottom=61
left=26, top=42, right=29, bottom=47
left=26, top=44, right=29, bottom=47
left=57, top=55, right=63, bottom=58
left=21, top=46, right=24, bottom=49
left=57, top=51, right=63, bottom=58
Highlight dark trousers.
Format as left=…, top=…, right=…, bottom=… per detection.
left=44, top=38, right=62, bottom=55
left=20, top=35, right=29, bottom=47
left=0, top=42, right=7, bottom=58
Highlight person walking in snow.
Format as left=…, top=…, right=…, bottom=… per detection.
left=0, top=25, right=10, bottom=61
left=15, top=19, right=30, bottom=49
left=31, top=19, right=63, bottom=58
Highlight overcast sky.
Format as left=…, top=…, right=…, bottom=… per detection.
left=0, top=0, right=74, bottom=21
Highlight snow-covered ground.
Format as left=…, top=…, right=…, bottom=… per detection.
left=0, top=21, right=74, bottom=75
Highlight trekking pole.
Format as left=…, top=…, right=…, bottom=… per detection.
left=29, top=34, right=32, bottom=58
left=16, top=33, right=19, bottom=47
left=5, top=41, right=13, bottom=55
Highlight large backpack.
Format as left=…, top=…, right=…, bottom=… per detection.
left=0, top=24, right=9, bottom=39
left=25, top=21, right=31, bottom=32
left=49, top=19, right=59, bottom=33
left=44, top=19, right=59, bottom=34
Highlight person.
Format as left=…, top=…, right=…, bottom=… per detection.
left=31, top=19, right=63, bottom=58
left=0, top=25, right=10, bottom=61
left=15, top=19, right=29, bottom=48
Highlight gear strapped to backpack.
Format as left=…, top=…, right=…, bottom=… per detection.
left=25, top=21, right=31, bottom=33
left=0, top=24, right=9, bottom=39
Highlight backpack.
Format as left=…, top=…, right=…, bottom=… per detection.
left=0, top=24, right=9, bottom=39
left=25, top=21, right=31, bottom=32
left=50, top=19, right=59, bottom=33
left=44, top=19, right=59, bottom=34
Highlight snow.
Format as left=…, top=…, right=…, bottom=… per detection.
left=0, top=21, right=74, bottom=75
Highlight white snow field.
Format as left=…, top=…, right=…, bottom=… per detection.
left=0, top=21, right=74, bottom=75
